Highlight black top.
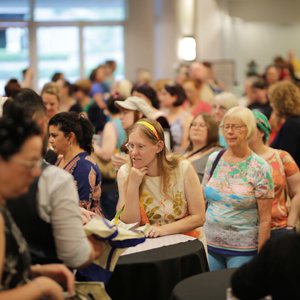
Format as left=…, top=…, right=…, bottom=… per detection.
left=231, top=233, right=300, bottom=300
left=0, top=204, right=31, bottom=289
left=7, top=163, right=61, bottom=265
left=248, top=102, right=272, bottom=119
left=271, top=116, right=300, bottom=167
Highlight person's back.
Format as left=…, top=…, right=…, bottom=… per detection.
left=231, top=233, right=300, bottom=300
left=8, top=162, right=92, bottom=268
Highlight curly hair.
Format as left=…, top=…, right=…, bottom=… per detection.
left=268, top=81, right=300, bottom=117
left=0, top=102, right=41, bottom=161
left=48, top=112, right=94, bottom=154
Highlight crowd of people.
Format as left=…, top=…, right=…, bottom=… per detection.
left=1, top=54, right=300, bottom=299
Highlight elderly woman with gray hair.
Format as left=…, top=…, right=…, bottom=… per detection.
left=202, top=106, right=274, bottom=271
left=249, top=110, right=300, bottom=239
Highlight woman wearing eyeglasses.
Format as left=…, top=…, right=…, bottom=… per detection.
left=202, top=106, right=274, bottom=271
left=48, top=111, right=102, bottom=215
left=184, top=113, right=221, bottom=183
left=116, top=119, right=206, bottom=238
left=0, top=105, right=74, bottom=299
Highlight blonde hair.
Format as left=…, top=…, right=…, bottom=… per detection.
left=214, top=92, right=239, bottom=110
left=268, top=81, right=300, bottom=117
left=41, top=82, right=60, bottom=101
left=128, top=118, right=181, bottom=196
left=221, top=106, right=256, bottom=140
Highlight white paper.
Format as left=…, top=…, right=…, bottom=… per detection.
left=121, top=234, right=196, bottom=255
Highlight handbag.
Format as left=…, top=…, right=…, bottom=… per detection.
left=91, top=152, right=117, bottom=180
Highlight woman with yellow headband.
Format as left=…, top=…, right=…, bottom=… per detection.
left=116, top=118, right=206, bottom=239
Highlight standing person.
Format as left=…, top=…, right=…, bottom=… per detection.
left=93, top=95, right=126, bottom=220
left=184, top=113, right=220, bottom=183
left=41, top=82, right=60, bottom=121
left=157, top=82, right=192, bottom=152
left=211, top=92, right=239, bottom=147
left=117, top=119, right=206, bottom=238
left=48, top=112, right=102, bottom=215
left=203, top=106, right=274, bottom=271
left=0, top=104, right=74, bottom=299
left=182, top=79, right=211, bottom=116
left=249, top=110, right=300, bottom=238
left=269, top=81, right=300, bottom=167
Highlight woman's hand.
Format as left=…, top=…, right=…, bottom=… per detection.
left=112, top=153, right=129, bottom=170
left=147, top=225, right=166, bottom=238
left=31, top=264, right=74, bottom=296
left=79, top=207, right=97, bottom=225
left=129, top=167, right=148, bottom=186
left=88, top=235, right=105, bottom=258
left=33, top=276, right=65, bottom=300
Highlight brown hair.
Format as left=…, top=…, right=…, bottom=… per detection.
left=268, top=81, right=300, bottom=117
left=186, top=113, right=219, bottom=152
left=128, top=118, right=181, bottom=196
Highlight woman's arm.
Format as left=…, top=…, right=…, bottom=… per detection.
left=0, top=214, right=64, bottom=299
left=117, top=166, right=147, bottom=224
left=93, top=122, right=117, bottom=161
left=149, top=164, right=206, bottom=237
left=286, top=172, right=300, bottom=227
left=257, top=198, right=273, bottom=252
left=0, top=276, right=65, bottom=300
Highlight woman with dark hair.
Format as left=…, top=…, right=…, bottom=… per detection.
left=48, top=112, right=102, bottom=214
left=158, top=82, right=192, bottom=152
left=0, top=104, right=74, bottom=299
left=184, top=113, right=221, bottom=183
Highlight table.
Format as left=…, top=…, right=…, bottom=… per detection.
left=170, top=268, right=237, bottom=300
left=106, top=237, right=208, bottom=300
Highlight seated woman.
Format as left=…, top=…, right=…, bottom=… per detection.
left=0, top=105, right=74, bottom=299
left=117, top=119, right=205, bottom=238
left=184, top=113, right=221, bottom=183
left=203, top=106, right=274, bottom=271
left=249, top=110, right=300, bottom=238
left=48, top=112, right=102, bottom=215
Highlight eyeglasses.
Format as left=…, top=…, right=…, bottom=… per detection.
left=190, top=122, right=207, bottom=128
left=220, top=124, right=246, bottom=132
left=11, top=157, right=43, bottom=171
left=125, top=143, right=151, bottom=152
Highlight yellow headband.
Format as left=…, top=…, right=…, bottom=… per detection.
left=137, top=120, right=160, bottom=140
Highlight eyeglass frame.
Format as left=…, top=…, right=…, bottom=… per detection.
left=10, top=157, right=43, bottom=171
left=220, top=124, right=246, bottom=132
left=125, top=142, right=155, bottom=152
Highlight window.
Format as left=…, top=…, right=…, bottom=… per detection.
left=0, top=1, right=126, bottom=94
left=35, top=0, right=127, bottom=21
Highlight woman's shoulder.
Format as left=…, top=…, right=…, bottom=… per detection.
left=249, top=151, right=272, bottom=170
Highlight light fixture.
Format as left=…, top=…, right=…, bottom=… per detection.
left=178, top=36, right=196, bottom=61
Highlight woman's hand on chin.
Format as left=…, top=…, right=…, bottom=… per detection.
left=129, top=166, right=148, bottom=185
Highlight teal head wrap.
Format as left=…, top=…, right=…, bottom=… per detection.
left=252, top=110, right=271, bottom=143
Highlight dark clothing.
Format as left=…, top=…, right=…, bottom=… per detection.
left=87, top=102, right=107, bottom=134
left=271, top=116, right=300, bottom=167
left=248, top=102, right=272, bottom=119
left=44, top=149, right=58, bottom=165
left=69, top=102, right=83, bottom=113
left=7, top=163, right=61, bottom=265
left=231, top=233, right=300, bottom=300
left=0, top=204, right=31, bottom=289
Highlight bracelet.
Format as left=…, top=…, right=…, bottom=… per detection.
left=286, top=225, right=296, bottom=230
